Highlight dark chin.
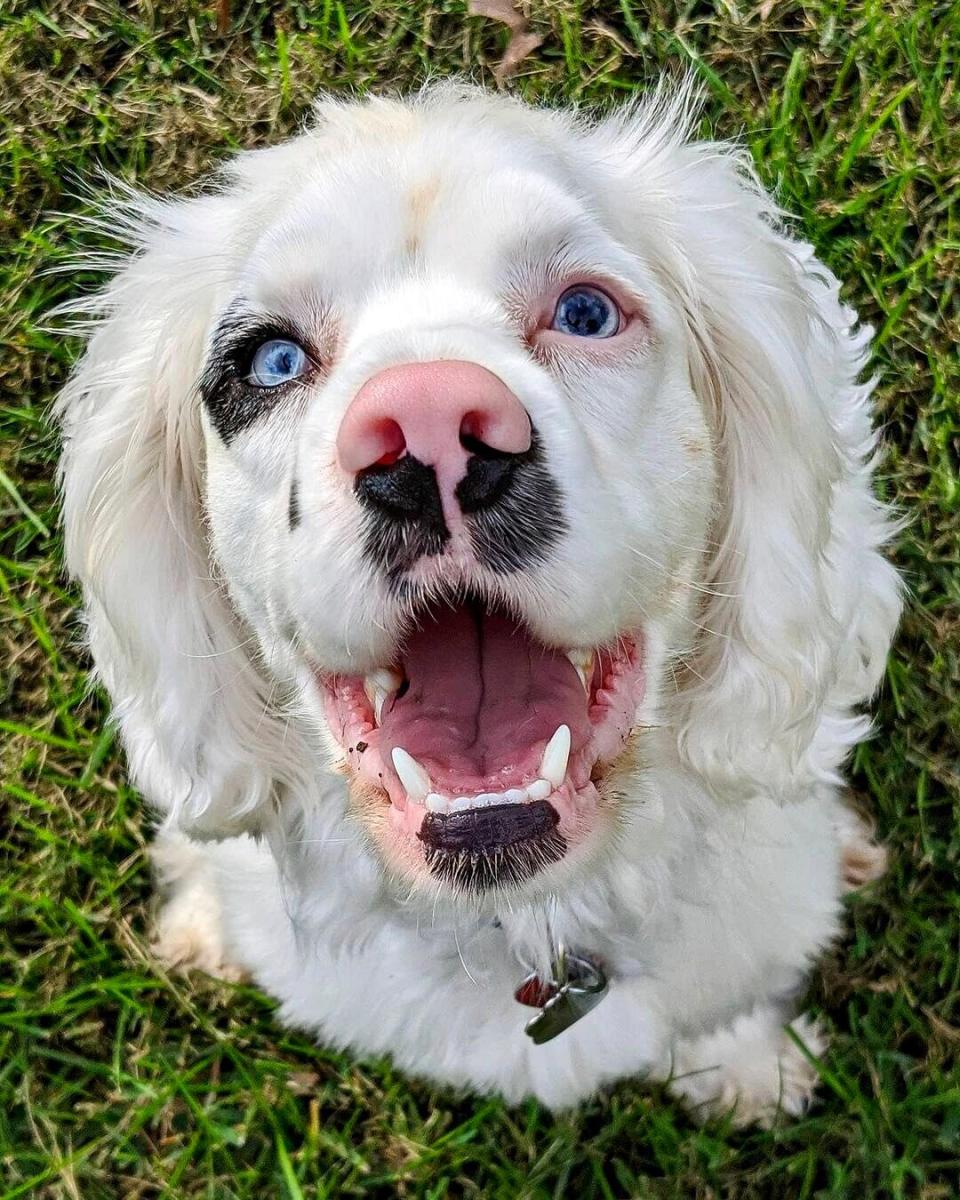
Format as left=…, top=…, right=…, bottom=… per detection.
left=417, top=799, right=568, bottom=892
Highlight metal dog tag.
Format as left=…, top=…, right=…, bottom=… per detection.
left=517, top=947, right=608, bottom=1044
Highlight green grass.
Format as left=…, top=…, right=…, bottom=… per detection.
left=1, top=1, right=958, bottom=1195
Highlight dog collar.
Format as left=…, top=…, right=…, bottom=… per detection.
left=515, top=943, right=609, bottom=1044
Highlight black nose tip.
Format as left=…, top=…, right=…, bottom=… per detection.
left=355, top=454, right=446, bottom=523
left=354, top=439, right=527, bottom=529
left=454, top=435, right=522, bottom=513
left=354, top=455, right=449, bottom=580
left=354, top=429, right=566, bottom=583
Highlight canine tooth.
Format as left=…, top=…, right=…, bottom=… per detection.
left=504, top=788, right=527, bottom=804
left=391, top=747, right=431, bottom=802
left=527, top=778, right=552, bottom=801
left=364, top=668, right=403, bottom=723
left=539, top=724, right=571, bottom=787
left=425, top=793, right=450, bottom=814
left=566, top=648, right=594, bottom=691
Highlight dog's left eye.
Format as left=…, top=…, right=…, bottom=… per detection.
left=551, top=286, right=620, bottom=338
left=248, top=339, right=308, bottom=388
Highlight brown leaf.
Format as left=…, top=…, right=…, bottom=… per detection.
left=496, top=30, right=544, bottom=80
left=468, top=0, right=543, bottom=82
left=468, top=0, right=526, bottom=33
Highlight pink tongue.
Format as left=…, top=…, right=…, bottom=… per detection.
left=379, top=605, right=589, bottom=788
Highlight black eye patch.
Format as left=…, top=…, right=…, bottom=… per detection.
left=199, top=308, right=315, bottom=444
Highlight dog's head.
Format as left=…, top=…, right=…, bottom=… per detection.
left=58, top=85, right=898, bottom=901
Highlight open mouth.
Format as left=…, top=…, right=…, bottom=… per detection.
left=320, top=599, right=645, bottom=891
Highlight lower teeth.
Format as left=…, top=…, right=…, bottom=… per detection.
left=423, top=779, right=556, bottom=817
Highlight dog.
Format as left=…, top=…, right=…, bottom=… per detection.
left=57, top=83, right=901, bottom=1123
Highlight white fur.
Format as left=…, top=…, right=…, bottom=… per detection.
left=57, top=84, right=901, bottom=1119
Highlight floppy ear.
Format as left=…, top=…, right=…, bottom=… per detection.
left=593, top=94, right=901, bottom=799
left=56, top=182, right=306, bottom=837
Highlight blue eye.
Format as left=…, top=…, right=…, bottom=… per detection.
left=551, top=286, right=620, bottom=338
left=248, top=339, right=309, bottom=387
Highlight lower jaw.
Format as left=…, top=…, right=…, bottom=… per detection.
left=397, top=778, right=601, bottom=893
left=354, top=786, right=605, bottom=898
left=336, top=734, right=635, bottom=898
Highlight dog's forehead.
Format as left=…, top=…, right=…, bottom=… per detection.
left=241, top=110, right=599, bottom=302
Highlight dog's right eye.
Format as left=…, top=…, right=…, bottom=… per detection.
left=247, top=339, right=309, bottom=388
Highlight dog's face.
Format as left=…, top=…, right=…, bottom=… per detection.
left=61, top=88, right=898, bottom=913
left=198, top=99, right=715, bottom=896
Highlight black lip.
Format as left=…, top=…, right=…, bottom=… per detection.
left=418, top=800, right=567, bottom=891
left=419, top=798, right=559, bottom=852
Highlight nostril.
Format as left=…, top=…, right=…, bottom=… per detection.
left=459, top=431, right=511, bottom=461
left=459, top=411, right=487, bottom=447
left=458, top=402, right=531, bottom=459
left=338, top=413, right=407, bottom=475
left=369, top=418, right=406, bottom=469
left=459, top=420, right=518, bottom=463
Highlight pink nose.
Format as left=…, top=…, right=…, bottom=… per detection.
left=337, top=362, right=532, bottom=496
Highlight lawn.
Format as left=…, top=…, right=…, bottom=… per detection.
left=1, top=1, right=958, bottom=1196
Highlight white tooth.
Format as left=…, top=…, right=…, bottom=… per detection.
left=391, top=747, right=431, bottom=802
left=425, top=793, right=450, bottom=814
left=539, top=724, right=570, bottom=787
left=473, top=792, right=501, bottom=808
left=364, top=668, right=403, bottom=723
left=450, top=796, right=473, bottom=813
left=527, top=778, right=552, bottom=801
left=566, top=648, right=594, bottom=691
left=504, top=788, right=528, bottom=804
left=368, top=667, right=403, bottom=691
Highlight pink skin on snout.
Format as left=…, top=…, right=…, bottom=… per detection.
left=336, top=361, right=532, bottom=526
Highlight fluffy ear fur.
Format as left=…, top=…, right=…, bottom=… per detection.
left=592, top=94, right=902, bottom=798
left=56, top=182, right=306, bottom=837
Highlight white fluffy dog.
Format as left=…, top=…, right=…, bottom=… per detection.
left=57, top=84, right=901, bottom=1123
